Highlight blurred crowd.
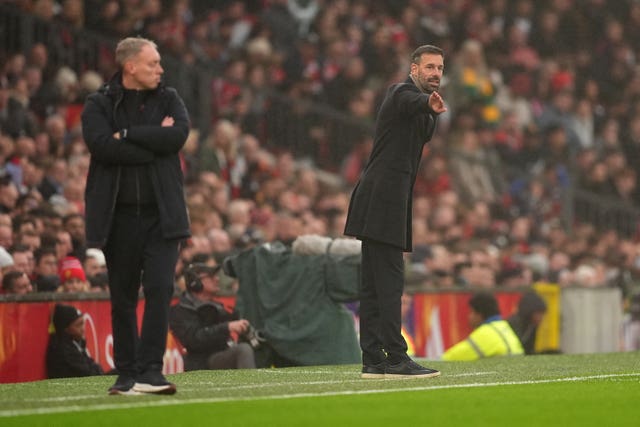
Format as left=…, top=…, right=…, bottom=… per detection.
left=2, top=0, right=640, bottom=322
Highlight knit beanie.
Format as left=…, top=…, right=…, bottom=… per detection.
left=52, top=304, right=82, bottom=333
left=59, top=256, right=87, bottom=283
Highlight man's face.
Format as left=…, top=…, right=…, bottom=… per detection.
left=411, top=53, right=444, bottom=93
left=12, top=251, right=34, bottom=275
left=468, top=309, right=483, bottom=329
left=56, top=231, right=72, bottom=259
left=84, top=257, right=105, bottom=277
left=126, top=44, right=164, bottom=90
left=65, top=316, right=85, bottom=340
left=0, top=225, right=12, bottom=248
left=36, top=253, right=58, bottom=276
left=199, top=273, right=220, bottom=296
left=65, top=217, right=85, bottom=241
left=11, top=274, right=33, bottom=295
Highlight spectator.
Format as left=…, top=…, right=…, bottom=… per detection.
left=62, top=213, right=86, bottom=260
left=46, top=304, right=103, bottom=378
left=169, top=263, right=256, bottom=371
left=507, top=290, right=548, bottom=354
left=37, top=158, right=67, bottom=201
left=0, top=245, right=14, bottom=272
left=2, top=270, right=33, bottom=295
left=8, top=244, right=34, bottom=277
left=83, top=247, right=108, bottom=290
left=422, top=244, right=456, bottom=289
left=448, top=129, right=501, bottom=207
left=14, top=230, right=40, bottom=252
left=442, top=292, right=524, bottom=361
left=55, top=230, right=73, bottom=261
left=0, top=223, right=13, bottom=248
left=33, top=246, right=59, bottom=292
left=0, top=176, right=19, bottom=214
left=57, top=256, right=89, bottom=293
left=448, top=39, right=501, bottom=127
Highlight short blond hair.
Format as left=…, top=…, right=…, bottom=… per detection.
left=115, top=37, right=158, bottom=67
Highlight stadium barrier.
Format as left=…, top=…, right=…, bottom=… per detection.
left=4, top=286, right=615, bottom=384
left=0, top=294, right=234, bottom=384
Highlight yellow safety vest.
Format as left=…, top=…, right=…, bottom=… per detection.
left=442, top=319, right=524, bottom=361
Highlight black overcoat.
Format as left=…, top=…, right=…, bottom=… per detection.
left=344, top=77, right=438, bottom=252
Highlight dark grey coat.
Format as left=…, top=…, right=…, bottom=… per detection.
left=81, top=72, right=191, bottom=248
left=344, top=77, right=438, bottom=251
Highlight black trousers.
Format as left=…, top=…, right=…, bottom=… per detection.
left=359, top=238, right=409, bottom=366
left=104, top=206, right=180, bottom=377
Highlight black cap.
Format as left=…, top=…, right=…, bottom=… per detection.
left=52, top=304, right=82, bottom=333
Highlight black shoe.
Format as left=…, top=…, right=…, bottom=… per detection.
left=133, top=371, right=177, bottom=395
left=108, top=375, right=140, bottom=396
left=385, top=359, right=440, bottom=379
left=361, top=360, right=386, bottom=379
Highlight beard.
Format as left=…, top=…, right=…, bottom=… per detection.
left=423, top=77, right=440, bottom=93
left=411, top=73, right=440, bottom=93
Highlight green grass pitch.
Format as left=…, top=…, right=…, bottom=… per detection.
left=1, top=352, right=639, bottom=426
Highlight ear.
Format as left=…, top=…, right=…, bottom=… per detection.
left=410, top=62, right=418, bottom=77
left=124, top=60, right=136, bottom=74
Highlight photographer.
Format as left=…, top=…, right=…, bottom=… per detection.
left=169, top=263, right=256, bottom=370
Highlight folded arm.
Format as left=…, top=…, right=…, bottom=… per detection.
left=81, top=96, right=155, bottom=165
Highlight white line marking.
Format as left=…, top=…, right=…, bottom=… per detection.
left=2, top=373, right=638, bottom=418
left=5, top=371, right=499, bottom=404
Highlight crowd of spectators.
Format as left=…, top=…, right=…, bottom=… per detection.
left=2, top=0, right=640, bottom=327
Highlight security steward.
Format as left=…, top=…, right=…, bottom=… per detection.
left=169, top=263, right=256, bottom=370
left=442, top=292, right=524, bottom=361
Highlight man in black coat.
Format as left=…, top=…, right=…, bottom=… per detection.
left=344, top=45, right=447, bottom=378
left=81, top=37, right=191, bottom=395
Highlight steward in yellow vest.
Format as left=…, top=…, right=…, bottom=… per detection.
left=442, top=292, right=524, bottom=361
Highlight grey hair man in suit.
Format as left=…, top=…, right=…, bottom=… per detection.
left=344, top=45, right=447, bottom=378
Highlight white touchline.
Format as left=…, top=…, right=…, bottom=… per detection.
left=5, top=371, right=501, bottom=403
left=1, top=373, right=639, bottom=418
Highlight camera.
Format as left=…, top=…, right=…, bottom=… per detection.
left=240, top=325, right=267, bottom=349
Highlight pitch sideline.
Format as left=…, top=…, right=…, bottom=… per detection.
left=1, top=372, right=639, bottom=418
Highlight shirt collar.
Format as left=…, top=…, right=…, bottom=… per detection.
left=484, top=314, right=502, bottom=324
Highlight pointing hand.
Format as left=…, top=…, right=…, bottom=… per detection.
left=429, top=92, right=447, bottom=114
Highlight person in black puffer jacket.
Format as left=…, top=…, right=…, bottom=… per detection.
left=81, top=36, right=191, bottom=395
left=46, top=304, right=103, bottom=379
left=170, top=263, right=256, bottom=371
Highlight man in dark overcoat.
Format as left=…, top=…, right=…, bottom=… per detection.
left=344, top=45, right=447, bottom=378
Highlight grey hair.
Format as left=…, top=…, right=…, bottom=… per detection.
left=115, top=37, right=158, bottom=67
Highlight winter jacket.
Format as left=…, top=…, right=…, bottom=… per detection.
left=46, top=333, right=103, bottom=378
left=80, top=72, right=191, bottom=248
left=169, top=292, right=236, bottom=371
